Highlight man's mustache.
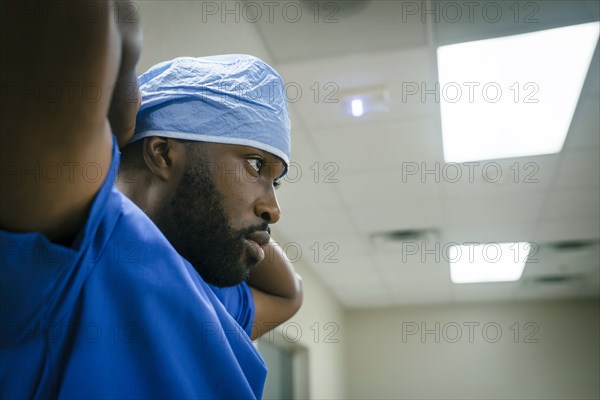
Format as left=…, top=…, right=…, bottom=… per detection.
left=238, top=223, right=270, bottom=237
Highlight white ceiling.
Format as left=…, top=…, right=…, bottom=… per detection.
left=137, top=0, right=600, bottom=308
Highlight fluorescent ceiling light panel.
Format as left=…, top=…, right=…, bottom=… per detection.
left=449, top=242, right=530, bottom=284
left=438, top=22, right=600, bottom=163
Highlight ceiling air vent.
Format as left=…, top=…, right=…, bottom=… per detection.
left=549, top=240, right=597, bottom=251
left=524, top=274, right=583, bottom=285
left=299, top=0, right=371, bottom=18
left=533, top=275, right=577, bottom=283
left=370, top=229, right=439, bottom=251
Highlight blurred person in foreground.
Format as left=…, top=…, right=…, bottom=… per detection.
left=0, top=1, right=301, bottom=398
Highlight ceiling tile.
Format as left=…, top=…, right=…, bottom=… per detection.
left=564, top=98, right=600, bottom=150
left=374, top=251, right=450, bottom=279
left=554, top=148, right=600, bottom=189
left=255, top=0, right=428, bottom=63
left=331, top=283, right=393, bottom=309
left=137, top=1, right=270, bottom=71
left=349, top=201, right=443, bottom=234
left=451, top=282, right=521, bottom=303
left=310, top=118, right=443, bottom=174
left=276, top=130, right=344, bottom=212
left=441, top=155, right=560, bottom=197
left=513, top=279, right=595, bottom=301
left=532, top=216, right=600, bottom=242
left=281, top=233, right=369, bottom=258
left=336, top=169, right=442, bottom=207
left=441, top=221, right=536, bottom=244
left=442, top=192, right=546, bottom=226
left=388, top=280, right=454, bottom=306
left=277, top=172, right=341, bottom=213
left=581, top=39, right=599, bottom=98
left=542, top=188, right=600, bottom=219
left=318, top=264, right=383, bottom=288
left=275, top=208, right=355, bottom=239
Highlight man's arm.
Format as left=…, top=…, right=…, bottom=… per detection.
left=108, top=1, right=143, bottom=148
left=248, top=238, right=303, bottom=340
left=0, top=0, right=141, bottom=243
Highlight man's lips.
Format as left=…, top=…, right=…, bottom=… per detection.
left=244, top=230, right=270, bottom=264
left=246, top=230, right=270, bottom=247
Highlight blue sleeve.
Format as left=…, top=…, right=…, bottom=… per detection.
left=208, top=282, right=255, bottom=337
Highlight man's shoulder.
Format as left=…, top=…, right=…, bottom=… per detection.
left=112, top=189, right=171, bottom=244
left=95, top=188, right=194, bottom=283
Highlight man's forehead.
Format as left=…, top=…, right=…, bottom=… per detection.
left=235, top=144, right=283, bottom=160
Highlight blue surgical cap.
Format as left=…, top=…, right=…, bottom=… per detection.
left=131, top=55, right=291, bottom=167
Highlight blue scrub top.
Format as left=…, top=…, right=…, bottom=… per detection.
left=0, top=138, right=267, bottom=399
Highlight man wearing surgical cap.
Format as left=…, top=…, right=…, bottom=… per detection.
left=117, top=54, right=303, bottom=396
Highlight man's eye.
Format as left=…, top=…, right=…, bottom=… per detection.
left=247, top=158, right=263, bottom=173
left=273, top=179, right=282, bottom=190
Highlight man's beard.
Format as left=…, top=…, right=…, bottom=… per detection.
left=160, top=158, right=265, bottom=287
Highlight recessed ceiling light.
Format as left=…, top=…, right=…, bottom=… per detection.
left=341, top=85, right=390, bottom=117
left=351, top=98, right=364, bottom=117
left=449, top=242, right=530, bottom=284
left=437, top=22, right=600, bottom=163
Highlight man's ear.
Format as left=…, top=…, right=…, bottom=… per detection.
left=142, top=137, right=187, bottom=181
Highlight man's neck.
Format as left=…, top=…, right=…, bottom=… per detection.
left=117, top=178, right=149, bottom=212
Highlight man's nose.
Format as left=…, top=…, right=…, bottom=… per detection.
left=255, top=189, right=281, bottom=224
